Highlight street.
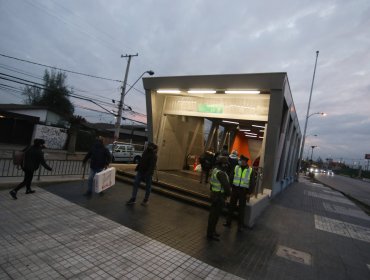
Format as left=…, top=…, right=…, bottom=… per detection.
left=315, top=174, right=370, bottom=208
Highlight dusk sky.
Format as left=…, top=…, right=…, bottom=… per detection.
left=0, top=0, right=369, bottom=165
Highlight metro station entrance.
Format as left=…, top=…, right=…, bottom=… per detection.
left=143, top=73, right=301, bottom=197
left=152, top=92, right=270, bottom=171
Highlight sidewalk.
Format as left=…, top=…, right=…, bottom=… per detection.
left=1, top=176, right=370, bottom=279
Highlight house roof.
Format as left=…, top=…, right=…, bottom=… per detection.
left=0, top=109, right=39, bottom=123
left=0, top=103, right=64, bottom=118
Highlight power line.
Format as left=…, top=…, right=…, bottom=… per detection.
left=22, top=0, right=125, bottom=55
left=0, top=73, right=147, bottom=118
left=0, top=53, right=123, bottom=83
left=0, top=72, right=116, bottom=108
left=0, top=53, right=147, bottom=94
left=0, top=62, right=120, bottom=101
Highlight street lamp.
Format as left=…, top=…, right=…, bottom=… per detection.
left=310, top=145, right=317, bottom=161
left=308, top=112, right=326, bottom=118
left=114, top=70, right=154, bottom=140
left=298, top=51, right=320, bottom=173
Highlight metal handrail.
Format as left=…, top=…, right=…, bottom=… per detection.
left=0, top=159, right=89, bottom=179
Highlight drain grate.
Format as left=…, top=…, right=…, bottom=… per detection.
left=276, top=245, right=312, bottom=265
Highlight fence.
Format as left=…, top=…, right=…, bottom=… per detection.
left=0, top=159, right=89, bottom=180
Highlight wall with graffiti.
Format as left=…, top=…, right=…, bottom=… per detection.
left=33, top=124, right=68, bottom=150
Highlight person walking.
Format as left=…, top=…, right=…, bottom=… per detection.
left=224, top=155, right=255, bottom=232
left=228, top=150, right=239, bottom=178
left=9, top=139, right=52, bottom=200
left=199, top=150, right=213, bottom=183
left=206, top=156, right=231, bottom=241
left=82, top=136, right=111, bottom=196
left=126, top=142, right=158, bottom=206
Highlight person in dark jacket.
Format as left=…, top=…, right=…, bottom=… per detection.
left=199, top=150, right=214, bottom=183
left=82, top=136, right=111, bottom=196
left=126, top=142, right=158, bottom=206
left=224, top=155, right=256, bottom=232
left=9, top=138, right=52, bottom=200
left=207, top=156, right=231, bottom=241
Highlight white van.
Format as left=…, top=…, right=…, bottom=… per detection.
left=106, top=143, right=143, bottom=163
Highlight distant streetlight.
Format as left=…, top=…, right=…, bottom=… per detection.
left=306, top=134, right=318, bottom=138
left=310, top=145, right=317, bottom=161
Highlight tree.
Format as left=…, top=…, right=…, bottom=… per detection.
left=67, top=115, right=86, bottom=153
left=23, top=69, right=74, bottom=118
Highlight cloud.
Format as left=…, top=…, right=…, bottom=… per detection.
left=0, top=0, right=369, bottom=162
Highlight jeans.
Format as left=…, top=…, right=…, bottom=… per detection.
left=14, top=169, right=34, bottom=192
left=87, top=168, right=103, bottom=193
left=131, top=171, right=152, bottom=201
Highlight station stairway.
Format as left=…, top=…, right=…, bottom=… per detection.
left=116, top=169, right=212, bottom=209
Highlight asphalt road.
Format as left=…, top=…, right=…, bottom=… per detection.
left=315, top=174, right=370, bottom=207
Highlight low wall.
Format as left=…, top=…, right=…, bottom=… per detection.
left=244, top=189, right=271, bottom=228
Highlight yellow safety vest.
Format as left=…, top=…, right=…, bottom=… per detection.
left=210, top=168, right=229, bottom=192
left=233, top=165, right=252, bottom=188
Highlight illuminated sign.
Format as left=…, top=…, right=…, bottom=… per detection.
left=197, top=104, right=223, bottom=114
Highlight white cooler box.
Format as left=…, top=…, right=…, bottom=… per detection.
left=94, top=167, right=116, bottom=193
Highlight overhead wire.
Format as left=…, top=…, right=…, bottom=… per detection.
left=0, top=73, right=146, bottom=118
left=22, top=0, right=126, bottom=55
left=0, top=53, right=123, bottom=83
left=0, top=53, right=147, bottom=95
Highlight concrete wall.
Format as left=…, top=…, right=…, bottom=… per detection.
left=156, top=115, right=204, bottom=170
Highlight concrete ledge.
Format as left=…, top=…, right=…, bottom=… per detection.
left=245, top=189, right=271, bottom=228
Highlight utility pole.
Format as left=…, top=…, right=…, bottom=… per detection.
left=114, top=53, right=138, bottom=141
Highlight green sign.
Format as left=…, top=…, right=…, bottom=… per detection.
left=198, top=104, right=223, bottom=114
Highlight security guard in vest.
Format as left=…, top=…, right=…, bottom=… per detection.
left=207, top=156, right=231, bottom=241
left=224, top=154, right=255, bottom=232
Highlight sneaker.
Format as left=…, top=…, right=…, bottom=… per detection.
left=9, top=190, right=17, bottom=200
left=141, top=199, right=149, bottom=206
left=126, top=198, right=136, bottom=205
left=25, top=189, right=35, bottom=194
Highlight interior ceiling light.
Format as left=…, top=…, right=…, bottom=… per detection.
left=244, top=132, right=258, bottom=135
left=259, top=130, right=265, bottom=132
left=239, top=129, right=251, bottom=132
left=157, top=89, right=181, bottom=94
left=225, top=90, right=260, bottom=94
left=245, top=135, right=257, bottom=138
left=222, top=120, right=239, bottom=124
left=252, top=124, right=265, bottom=129
left=187, top=89, right=216, bottom=94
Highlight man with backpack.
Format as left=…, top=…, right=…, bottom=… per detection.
left=9, top=138, right=52, bottom=200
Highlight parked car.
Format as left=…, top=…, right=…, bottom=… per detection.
left=106, top=143, right=143, bottom=163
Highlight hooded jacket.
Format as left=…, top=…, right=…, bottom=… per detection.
left=23, top=145, right=51, bottom=171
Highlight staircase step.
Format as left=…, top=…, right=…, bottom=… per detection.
left=116, top=170, right=210, bottom=202
left=116, top=174, right=210, bottom=209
